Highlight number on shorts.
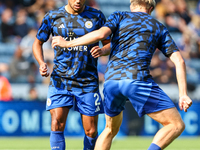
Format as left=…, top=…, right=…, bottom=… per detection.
left=94, top=93, right=100, bottom=112
left=94, top=93, right=100, bottom=106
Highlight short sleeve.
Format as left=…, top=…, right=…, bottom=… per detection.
left=103, top=11, right=121, bottom=34
left=158, top=26, right=179, bottom=57
left=36, top=12, right=52, bottom=42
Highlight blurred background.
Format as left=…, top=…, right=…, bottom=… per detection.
left=0, top=0, right=200, bottom=137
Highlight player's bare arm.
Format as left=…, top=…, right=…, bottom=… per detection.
left=169, top=51, right=192, bottom=112
left=101, top=39, right=111, bottom=55
left=32, top=38, right=50, bottom=77
left=51, top=27, right=112, bottom=49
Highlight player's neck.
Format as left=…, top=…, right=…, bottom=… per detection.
left=131, top=5, right=149, bottom=14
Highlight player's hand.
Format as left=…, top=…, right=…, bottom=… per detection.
left=179, top=95, right=192, bottom=112
left=52, top=36, right=67, bottom=48
left=90, top=46, right=104, bottom=58
left=39, top=63, right=49, bottom=77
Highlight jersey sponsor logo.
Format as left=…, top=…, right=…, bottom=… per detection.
left=63, top=46, right=88, bottom=51
left=85, top=21, right=93, bottom=29
left=58, top=24, right=65, bottom=28
left=61, top=32, right=88, bottom=52
left=68, top=32, right=74, bottom=36
left=47, top=98, right=51, bottom=106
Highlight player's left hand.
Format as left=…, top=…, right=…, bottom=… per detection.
left=90, top=46, right=104, bottom=58
left=179, top=95, right=192, bottom=112
left=52, top=36, right=67, bottom=48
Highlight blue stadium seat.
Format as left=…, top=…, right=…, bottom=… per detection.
left=0, top=42, right=16, bottom=64
left=96, top=0, right=130, bottom=18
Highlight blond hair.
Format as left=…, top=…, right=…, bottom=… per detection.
left=130, top=0, right=156, bottom=12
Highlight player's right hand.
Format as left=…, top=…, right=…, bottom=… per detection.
left=90, top=46, right=104, bottom=58
left=52, top=36, right=67, bottom=48
left=179, top=95, right=192, bottom=112
left=39, top=63, right=49, bottom=77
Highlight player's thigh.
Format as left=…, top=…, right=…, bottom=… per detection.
left=103, top=80, right=127, bottom=117
left=147, top=107, right=183, bottom=126
left=74, top=91, right=104, bottom=116
left=50, top=107, right=70, bottom=129
left=127, top=80, right=175, bottom=117
left=105, top=112, right=123, bottom=132
left=46, top=86, right=74, bottom=110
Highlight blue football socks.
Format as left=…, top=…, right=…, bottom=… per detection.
left=50, top=131, right=65, bottom=150
left=83, top=134, right=98, bottom=150
left=148, top=143, right=161, bottom=150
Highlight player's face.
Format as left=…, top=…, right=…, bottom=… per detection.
left=67, top=0, right=86, bottom=14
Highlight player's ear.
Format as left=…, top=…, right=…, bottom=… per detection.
left=148, top=7, right=153, bottom=15
left=130, top=4, right=132, bottom=11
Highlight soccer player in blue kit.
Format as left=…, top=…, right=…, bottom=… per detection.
left=32, top=0, right=110, bottom=150
left=51, top=0, right=193, bottom=150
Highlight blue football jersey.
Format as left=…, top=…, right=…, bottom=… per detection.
left=36, top=6, right=108, bottom=92
left=103, top=11, right=179, bottom=81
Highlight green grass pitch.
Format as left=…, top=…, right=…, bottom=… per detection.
left=0, top=136, right=200, bottom=150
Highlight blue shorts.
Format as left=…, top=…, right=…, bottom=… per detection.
left=103, top=79, right=175, bottom=117
left=46, top=86, right=104, bottom=116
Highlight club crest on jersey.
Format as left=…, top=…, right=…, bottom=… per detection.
left=85, top=21, right=93, bottom=29
left=47, top=98, right=51, bottom=106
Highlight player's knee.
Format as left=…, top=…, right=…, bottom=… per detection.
left=173, top=119, right=185, bottom=136
left=177, top=119, right=185, bottom=133
left=84, top=127, right=98, bottom=138
left=51, top=119, right=66, bottom=131
left=106, top=125, right=120, bottom=138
